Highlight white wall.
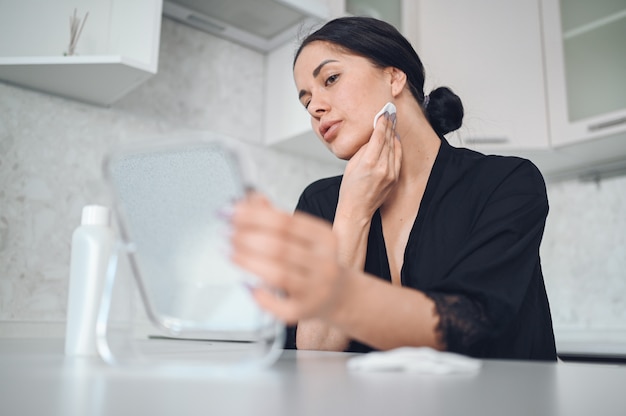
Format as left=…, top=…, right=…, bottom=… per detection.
left=0, top=17, right=625, bottom=345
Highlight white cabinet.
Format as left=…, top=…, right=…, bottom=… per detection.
left=0, top=0, right=162, bottom=106
left=271, top=0, right=551, bottom=155
left=264, top=0, right=626, bottom=177
left=541, top=0, right=626, bottom=147
left=414, top=0, right=626, bottom=178
left=414, top=0, right=551, bottom=153
left=263, top=0, right=339, bottom=163
left=264, top=40, right=333, bottom=161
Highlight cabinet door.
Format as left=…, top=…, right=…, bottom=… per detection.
left=264, top=40, right=342, bottom=164
left=345, top=0, right=403, bottom=29
left=414, top=0, right=550, bottom=152
left=541, top=0, right=626, bottom=146
left=264, top=40, right=310, bottom=146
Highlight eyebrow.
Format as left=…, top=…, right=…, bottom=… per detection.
left=298, top=59, right=339, bottom=100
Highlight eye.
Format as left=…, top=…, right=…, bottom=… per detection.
left=325, top=74, right=339, bottom=86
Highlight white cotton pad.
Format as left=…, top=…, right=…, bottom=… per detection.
left=347, top=347, right=482, bottom=374
left=373, top=102, right=396, bottom=128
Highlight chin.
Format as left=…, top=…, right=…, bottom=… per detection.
left=332, top=153, right=351, bottom=161
left=322, top=131, right=368, bottom=161
left=327, top=143, right=356, bottom=161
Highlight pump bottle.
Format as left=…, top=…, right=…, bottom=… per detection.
left=65, top=205, right=114, bottom=356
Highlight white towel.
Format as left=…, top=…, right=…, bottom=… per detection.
left=347, top=347, right=482, bottom=375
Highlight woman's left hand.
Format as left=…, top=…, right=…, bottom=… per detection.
left=229, top=193, right=350, bottom=324
left=337, top=111, right=402, bottom=222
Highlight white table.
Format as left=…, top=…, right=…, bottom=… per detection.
left=1, top=338, right=625, bottom=416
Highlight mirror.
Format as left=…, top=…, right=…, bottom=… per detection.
left=104, top=139, right=278, bottom=340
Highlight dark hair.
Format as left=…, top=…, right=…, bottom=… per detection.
left=294, top=17, right=463, bottom=136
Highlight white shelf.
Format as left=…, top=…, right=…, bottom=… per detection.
left=0, top=0, right=162, bottom=106
left=0, top=55, right=155, bottom=106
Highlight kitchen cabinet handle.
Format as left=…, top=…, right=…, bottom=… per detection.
left=464, top=137, right=510, bottom=145
left=588, top=116, right=626, bottom=132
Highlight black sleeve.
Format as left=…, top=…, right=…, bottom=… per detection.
left=424, top=160, right=549, bottom=356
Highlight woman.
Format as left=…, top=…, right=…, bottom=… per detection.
left=229, top=17, right=557, bottom=360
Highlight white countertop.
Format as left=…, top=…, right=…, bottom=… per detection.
left=555, top=329, right=626, bottom=357
left=1, top=338, right=626, bottom=416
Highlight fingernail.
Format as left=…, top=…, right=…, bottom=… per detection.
left=395, top=133, right=401, bottom=141
left=390, top=113, right=397, bottom=128
left=383, top=111, right=390, bottom=120
left=242, top=281, right=258, bottom=293
left=215, top=203, right=234, bottom=220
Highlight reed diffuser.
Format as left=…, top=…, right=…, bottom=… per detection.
left=65, top=8, right=89, bottom=56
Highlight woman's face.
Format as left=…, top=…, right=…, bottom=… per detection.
left=293, top=41, right=394, bottom=160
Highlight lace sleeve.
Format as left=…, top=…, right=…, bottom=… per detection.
left=426, top=292, right=493, bottom=355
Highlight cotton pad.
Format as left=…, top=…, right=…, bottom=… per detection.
left=373, top=102, right=396, bottom=128
left=347, top=347, right=482, bottom=374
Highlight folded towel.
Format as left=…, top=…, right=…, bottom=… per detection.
left=347, top=347, right=481, bottom=374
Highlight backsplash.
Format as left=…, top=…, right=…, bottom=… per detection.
left=541, top=175, right=626, bottom=337
left=1, top=18, right=625, bottom=342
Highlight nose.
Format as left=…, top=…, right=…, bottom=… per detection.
left=307, top=93, right=329, bottom=118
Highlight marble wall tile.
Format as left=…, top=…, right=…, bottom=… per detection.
left=542, top=175, right=626, bottom=332
left=115, top=19, right=266, bottom=144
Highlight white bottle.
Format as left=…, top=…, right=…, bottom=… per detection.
left=65, top=205, right=114, bottom=356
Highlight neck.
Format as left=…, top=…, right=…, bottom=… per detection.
left=394, top=98, right=441, bottom=187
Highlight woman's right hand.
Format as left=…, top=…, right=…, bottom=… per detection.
left=338, top=111, right=402, bottom=221
left=229, top=193, right=350, bottom=325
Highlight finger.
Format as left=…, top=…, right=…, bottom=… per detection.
left=393, top=133, right=402, bottom=178
left=250, top=287, right=300, bottom=324
left=230, top=200, right=339, bottom=287
left=231, top=246, right=305, bottom=293
left=232, top=199, right=334, bottom=254
left=231, top=197, right=299, bottom=237
left=386, top=113, right=396, bottom=167
left=373, top=113, right=394, bottom=173
left=388, top=113, right=397, bottom=145
left=245, top=190, right=272, bottom=207
left=366, top=112, right=391, bottom=161
left=230, top=224, right=317, bottom=279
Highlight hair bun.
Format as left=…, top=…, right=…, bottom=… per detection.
left=425, top=87, right=464, bottom=135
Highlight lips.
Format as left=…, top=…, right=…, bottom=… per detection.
left=319, top=120, right=342, bottom=142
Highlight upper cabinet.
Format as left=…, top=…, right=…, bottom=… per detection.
left=415, top=0, right=551, bottom=153
left=415, top=0, right=626, bottom=178
left=541, top=0, right=626, bottom=147
left=264, top=39, right=331, bottom=160
left=267, top=0, right=626, bottom=176
left=0, top=0, right=162, bottom=106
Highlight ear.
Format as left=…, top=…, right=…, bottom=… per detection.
left=387, top=67, right=407, bottom=97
